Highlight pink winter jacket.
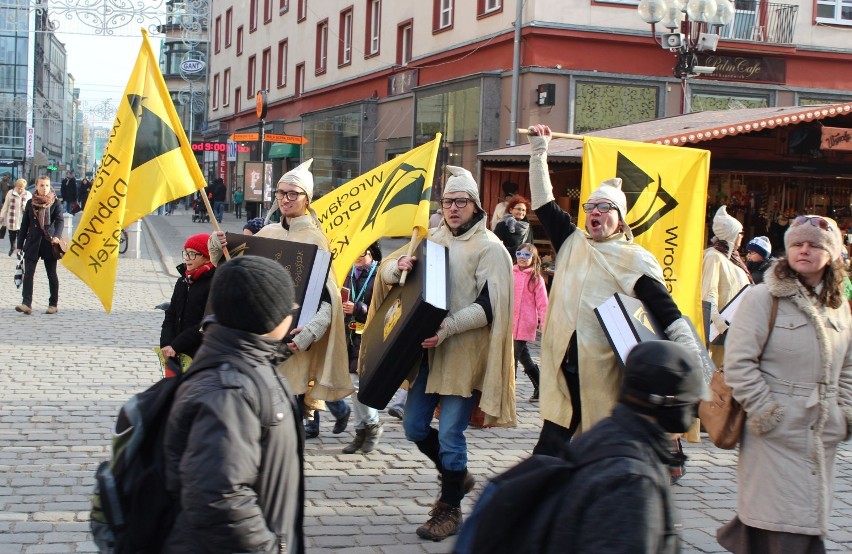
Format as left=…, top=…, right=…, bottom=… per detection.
left=512, top=265, right=548, bottom=342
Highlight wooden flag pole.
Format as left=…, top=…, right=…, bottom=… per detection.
left=516, top=128, right=585, bottom=141
left=398, top=229, right=420, bottom=286
left=199, top=190, right=231, bottom=261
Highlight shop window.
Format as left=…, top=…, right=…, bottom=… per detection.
left=397, top=21, right=412, bottom=66
left=365, top=0, right=380, bottom=57
left=573, top=81, right=659, bottom=134
left=690, top=92, right=769, bottom=112
left=339, top=8, right=353, bottom=67
left=225, top=9, right=232, bottom=47
left=816, top=0, right=852, bottom=25
left=316, top=19, right=328, bottom=75
left=302, top=109, right=363, bottom=196
left=799, top=95, right=852, bottom=106
left=277, top=40, right=288, bottom=88
left=433, top=0, right=454, bottom=32
left=415, top=83, right=482, bottom=170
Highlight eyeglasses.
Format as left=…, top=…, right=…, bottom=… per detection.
left=582, top=202, right=618, bottom=214
left=275, top=189, right=306, bottom=201
left=515, top=250, right=533, bottom=259
left=792, top=215, right=833, bottom=232
left=440, top=197, right=471, bottom=209
left=182, top=250, right=202, bottom=260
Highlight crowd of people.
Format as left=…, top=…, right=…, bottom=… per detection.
left=10, top=123, right=850, bottom=552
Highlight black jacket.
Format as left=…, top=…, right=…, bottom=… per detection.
left=164, top=324, right=305, bottom=553
left=545, top=404, right=679, bottom=554
left=494, top=217, right=533, bottom=255
left=160, top=263, right=216, bottom=357
left=17, top=198, right=64, bottom=261
left=61, top=177, right=77, bottom=203
left=342, top=261, right=378, bottom=369
left=746, top=258, right=773, bottom=285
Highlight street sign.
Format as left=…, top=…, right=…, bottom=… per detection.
left=265, top=133, right=308, bottom=144
left=231, top=132, right=259, bottom=141
left=256, top=90, right=268, bottom=119
left=26, top=127, right=34, bottom=158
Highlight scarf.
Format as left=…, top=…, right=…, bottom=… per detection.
left=31, top=192, right=56, bottom=237
left=713, top=239, right=754, bottom=284
left=185, top=262, right=214, bottom=284
left=501, top=213, right=530, bottom=236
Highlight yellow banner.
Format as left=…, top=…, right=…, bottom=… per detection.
left=312, top=134, right=442, bottom=286
left=580, top=136, right=710, bottom=334
left=63, top=29, right=206, bottom=312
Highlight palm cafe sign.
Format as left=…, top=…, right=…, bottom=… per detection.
left=697, top=54, right=786, bottom=84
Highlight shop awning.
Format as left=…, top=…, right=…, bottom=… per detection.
left=268, top=143, right=300, bottom=159
left=479, top=102, right=852, bottom=163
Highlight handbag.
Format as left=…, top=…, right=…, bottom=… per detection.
left=0, top=225, right=6, bottom=240
left=14, top=251, right=24, bottom=288
left=51, top=239, right=69, bottom=259
left=699, top=296, right=778, bottom=449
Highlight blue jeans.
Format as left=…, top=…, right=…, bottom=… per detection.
left=326, top=399, right=350, bottom=420
left=403, top=359, right=476, bottom=471
left=213, top=201, right=225, bottom=222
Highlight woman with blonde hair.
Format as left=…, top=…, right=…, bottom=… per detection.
left=719, top=215, right=852, bottom=553
left=0, top=178, right=32, bottom=255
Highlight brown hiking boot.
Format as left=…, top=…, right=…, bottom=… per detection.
left=15, top=304, right=32, bottom=315
left=416, top=501, right=462, bottom=541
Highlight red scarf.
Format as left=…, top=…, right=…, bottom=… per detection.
left=31, top=192, right=56, bottom=235
left=713, top=240, right=754, bottom=284
left=185, top=262, right=214, bottom=284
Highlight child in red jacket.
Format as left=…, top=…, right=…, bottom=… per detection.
left=512, top=243, right=548, bottom=401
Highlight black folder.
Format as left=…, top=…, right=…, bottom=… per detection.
left=358, top=239, right=450, bottom=410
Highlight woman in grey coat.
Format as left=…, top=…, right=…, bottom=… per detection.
left=718, top=215, right=852, bottom=553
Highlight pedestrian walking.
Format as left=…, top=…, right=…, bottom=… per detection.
left=60, top=171, right=77, bottom=214
left=512, top=243, right=547, bottom=402
left=0, top=178, right=31, bottom=255
left=233, top=188, right=244, bottom=219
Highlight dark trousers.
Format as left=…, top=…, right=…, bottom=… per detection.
left=8, top=230, right=18, bottom=253
left=22, top=256, right=59, bottom=308
left=532, top=363, right=581, bottom=456
left=234, top=203, right=242, bottom=218
left=513, top=340, right=535, bottom=374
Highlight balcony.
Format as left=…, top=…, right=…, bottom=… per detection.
left=719, top=1, right=798, bottom=45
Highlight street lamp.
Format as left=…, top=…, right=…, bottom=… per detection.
left=637, top=0, right=735, bottom=80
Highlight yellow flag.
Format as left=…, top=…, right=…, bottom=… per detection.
left=580, top=136, right=711, bottom=335
left=63, top=29, right=206, bottom=312
left=312, top=134, right=442, bottom=286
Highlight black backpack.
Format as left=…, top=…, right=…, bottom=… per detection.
left=453, top=444, right=647, bottom=554
left=90, top=360, right=274, bottom=553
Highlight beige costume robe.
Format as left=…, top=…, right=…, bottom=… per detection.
left=540, top=230, right=665, bottom=432
left=209, top=214, right=353, bottom=402
left=366, top=217, right=517, bottom=427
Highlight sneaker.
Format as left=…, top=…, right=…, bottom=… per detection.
left=15, top=304, right=32, bottom=315
left=416, top=501, right=462, bottom=541
left=45, top=306, right=58, bottom=314
left=388, top=405, right=404, bottom=420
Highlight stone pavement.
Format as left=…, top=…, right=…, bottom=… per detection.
left=1, top=207, right=850, bottom=553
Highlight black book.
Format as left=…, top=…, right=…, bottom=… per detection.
left=358, top=239, right=450, bottom=410
left=594, top=293, right=715, bottom=376
left=224, top=232, right=332, bottom=329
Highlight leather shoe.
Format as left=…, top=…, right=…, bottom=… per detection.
left=333, top=404, right=351, bottom=434
left=46, top=306, right=58, bottom=314
left=15, top=304, right=32, bottom=315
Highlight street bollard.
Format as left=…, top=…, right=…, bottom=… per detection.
left=63, top=212, right=74, bottom=240
left=125, top=219, right=142, bottom=259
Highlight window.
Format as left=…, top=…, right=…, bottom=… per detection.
left=397, top=21, right=412, bottom=66
left=250, top=0, right=257, bottom=31
left=573, top=82, right=659, bottom=134
left=295, top=62, right=305, bottom=97
left=212, top=73, right=220, bottom=109
left=316, top=19, right=328, bottom=74
left=235, top=87, right=242, bottom=113
left=277, top=40, right=288, bottom=87
left=477, top=0, right=502, bottom=17
left=223, top=69, right=231, bottom=106
left=225, top=9, right=232, bottom=47
left=339, top=8, right=353, bottom=67
left=264, top=0, right=273, bottom=23
left=433, top=0, right=453, bottom=32
left=261, top=48, right=271, bottom=90
left=248, top=55, right=256, bottom=96
left=816, top=0, right=852, bottom=25
left=280, top=0, right=289, bottom=13
left=298, top=0, right=307, bottom=21
left=214, top=15, right=221, bottom=52
left=366, top=0, right=380, bottom=57
left=237, top=26, right=244, bottom=55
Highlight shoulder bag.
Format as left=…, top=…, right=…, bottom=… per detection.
left=699, top=296, right=778, bottom=449
left=34, top=204, right=68, bottom=259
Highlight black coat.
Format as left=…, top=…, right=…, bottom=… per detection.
left=544, top=404, right=679, bottom=554
left=17, top=198, right=64, bottom=261
left=494, top=217, right=533, bottom=255
left=164, top=324, right=305, bottom=553
left=160, top=264, right=216, bottom=357
left=61, top=177, right=77, bottom=203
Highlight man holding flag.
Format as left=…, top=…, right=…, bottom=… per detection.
left=370, top=166, right=515, bottom=542
left=525, top=124, right=706, bottom=457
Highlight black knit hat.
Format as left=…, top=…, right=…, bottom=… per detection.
left=211, top=256, right=295, bottom=334
left=620, top=341, right=703, bottom=408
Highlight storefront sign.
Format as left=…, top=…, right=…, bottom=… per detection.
left=193, top=141, right=250, bottom=154
left=26, top=127, right=34, bottom=158
left=821, top=126, right=852, bottom=152
left=218, top=155, right=227, bottom=181
left=388, top=69, right=418, bottom=96
left=226, top=141, right=237, bottom=162
left=229, top=132, right=307, bottom=144
left=698, top=54, right=786, bottom=84
left=244, top=161, right=273, bottom=202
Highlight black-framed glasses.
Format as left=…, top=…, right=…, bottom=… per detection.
left=182, top=250, right=201, bottom=260
left=440, top=197, right=471, bottom=209
left=582, top=202, right=618, bottom=214
left=515, top=250, right=533, bottom=259
left=275, top=189, right=306, bottom=201
left=792, top=215, right=833, bottom=232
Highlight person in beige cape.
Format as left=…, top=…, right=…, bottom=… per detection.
left=367, top=165, right=514, bottom=542
left=526, top=124, right=707, bottom=457
left=209, top=159, right=353, bottom=429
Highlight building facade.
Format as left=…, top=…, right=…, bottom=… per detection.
left=0, top=1, right=31, bottom=179
left=205, top=0, right=852, bottom=208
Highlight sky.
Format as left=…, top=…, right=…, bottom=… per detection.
left=55, top=19, right=163, bottom=125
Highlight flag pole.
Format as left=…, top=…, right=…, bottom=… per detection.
left=199, top=190, right=231, bottom=260
left=516, top=128, right=585, bottom=140
left=398, top=228, right=420, bottom=286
